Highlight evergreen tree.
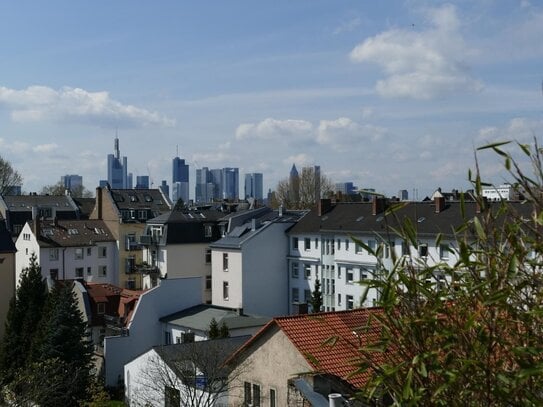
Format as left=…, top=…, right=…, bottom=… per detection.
left=219, top=321, right=230, bottom=338
left=208, top=317, right=220, bottom=339
left=31, top=283, right=93, bottom=404
left=0, top=253, right=47, bottom=384
left=310, top=278, right=323, bottom=313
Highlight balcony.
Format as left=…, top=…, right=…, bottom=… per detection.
left=135, top=262, right=160, bottom=275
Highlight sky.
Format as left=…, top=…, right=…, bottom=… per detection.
left=0, top=0, right=542, bottom=200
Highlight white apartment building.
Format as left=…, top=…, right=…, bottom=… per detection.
left=15, top=218, right=118, bottom=286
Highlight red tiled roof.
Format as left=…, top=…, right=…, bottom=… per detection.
left=228, top=308, right=384, bottom=388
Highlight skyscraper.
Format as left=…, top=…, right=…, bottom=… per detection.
left=289, top=164, right=300, bottom=204
left=195, top=167, right=239, bottom=202
left=135, top=176, right=149, bottom=189
left=222, top=168, right=239, bottom=200
left=244, top=173, right=263, bottom=201
left=172, top=157, right=189, bottom=203
left=61, top=174, right=83, bottom=191
left=107, top=137, right=129, bottom=188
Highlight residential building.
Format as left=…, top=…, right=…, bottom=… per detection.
left=61, top=174, right=83, bottom=191
left=225, top=308, right=382, bottom=406
left=172, top=157, right=189, bottom=204
left=0, top=193, right=80, bottom=237
left=210, top=207, right=305, bottom=316
left=286, top=197, right=523, bottom=314
left=107, top=137, right=130, bottom=189
left=482, top=183, right=514, bottom=201
left=138, top=205, right=227, bottom=299
left=0, top=221, right=16, bottom=339
left=125, top=336, right=249, bottom=407
left=89, top=186, right=172, bottom=290
left=159, top=304, right=270, bottom=344
left=15, top=217, right=118, bottom=286
left=244, top=172, right=263, bottom=201
left=104, top=277, right=201, bottom=386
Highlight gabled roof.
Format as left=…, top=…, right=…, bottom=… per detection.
left=160, top=304, right=271, bottom=332
left=227, top=308, right=384, bottom=388
left=83, top=282, right=143, bottom=326
left=2, top=194, right=79, bottom=212
left=109, top=188, right=172, bottom=211
left=32, top=219, right=116, bottom=247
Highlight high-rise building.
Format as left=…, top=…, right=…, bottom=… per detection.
left=61, top=174, right=83, bottom=191
left=159, top=180, right=169, bottom=198
left=244, top=173, right=263, bottom=200
left=195, top=167, right=211, bottom=203
left=335, top=182, right=356, bottom=195
left=289, top=164, right=300, bottom=204
left=172, top=157, right=189, bottom=203
left=222, top=168, right=239, bottom=200
left=135, top=176, right=149, bottom=189
left=107, top=137, right=129, bottom=188
left=195, top=167, right=239, bottom=202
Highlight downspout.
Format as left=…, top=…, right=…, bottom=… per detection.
left=62, top=248, right=66, bottom=280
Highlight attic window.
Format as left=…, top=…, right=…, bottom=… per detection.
left=199, top=213, right=206, bottom=218
left=144, top=194, right=153, bottom=202
left=321, top=216, right=328, bottom=221
left=42, top=228, right=54, bottom=236
left=129, top=195, right=138, bottom=202
left=356, top=216, right=364, bottom=222
left=417, top=217, right=426, bottom=223
left=376, top=216, right=384, bottom=222
left=68, top=228, right=79, bottom=235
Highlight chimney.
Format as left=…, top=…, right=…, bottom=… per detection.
left=32, top=206, right=40, bottom=238
left=96, top=187, right=103, bottom=220
left=372, top=196, right=386, bottom=215
left=317, top=199, right=333, bottom=217
left=434, top=196, right=445, bottom=213
left=329, top=394, right=343, bottom=407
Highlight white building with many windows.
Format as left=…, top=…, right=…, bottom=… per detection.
left=15, top=217, right=118, bottom=286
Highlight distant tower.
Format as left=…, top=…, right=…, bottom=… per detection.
left=172, top=156, right=189, bottom=203
left=289, top=164, right=300, bottom=206
left=61, top=174, right=83, bottom=191
left=135, top=176, right=149, bottom=189
left=244, top=173, right=263, bottom=201
left=159, top=180, right=169, bottom=197
left=222, top=168, right=239, bottom=200
left=107, top=137, right=129, bottom=188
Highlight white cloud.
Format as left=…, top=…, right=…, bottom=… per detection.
left=235, top=118, right=313, bottom=141
left=33, top=143, right=58, bottom=153
left=191, top=151, right=232, bottom=165
left=350, top=4, right=481, bottom=99
left=333, top=17, right=362, bottom=35
left=476, top=117, right=543, bottom=145
left=0, top=85, right=175, bottom=128
left=317, top=117, right=386, bottom=151
left=282, top=153, right=314, bottom=168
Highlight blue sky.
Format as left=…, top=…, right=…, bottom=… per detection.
left=0, top=0, right=542, bottom=199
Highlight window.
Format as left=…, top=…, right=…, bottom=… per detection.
left=440, top=244, right=449, bottom=260
left=205, top=248, right=212, bottom=264
left=165, top=386, right=180, bottom=407
left=138, top=210, right=147, bottom=220
left=223, top=253, right=229, bottom=271
left=205, top=275, right=212, bottom=290
left=270, top=388, right=276, bottom=407
left=345, top=239, right=350, bottom=250
left=292, top=237, right=299, bottom=250
left=338, top=267, right=341, bottom=279
left=292, top=287, right=299, bottom=302
left=49, top=248, right=59, bottom=261
left=419, top=244, right=428, bottom=257
left=49, top=269, right=58, bottom=280
left=338, top=293, right=342, bottom=306
left=314, top=238, right=318, bottom=249
left=75, top=267, right=84, bottom=278
left=164, top=331, right=172, bottom=345
left=346, top=268, right=354, bottom=284
left=97, top=302, right=105, bottom=314
left=75, top=248, right=83, bottom=260
left=181, top=332, right=195, bottom=343
left=87, top=267, right=92, bottom=275
left=205, top=224, right=213, bottom=237
left=98, top=246, right=107, bottom=258
left=368, top=239, right=376, bottom=252
left=402, top=241, right=409, bottom=256
left=347, top=295, right=354, bottom=310
left=253, top=384, right=261, bottom=407
left=304, top=289, right=311, bottom=302
left=99, top=265, right=107, bottom=277
left=244, top=382, right=252, bottom=405
left=23, top=233, right=31, bottom=241
left=87, top=247, right=92, bottom=256
left=125, top=257, right=135, bottom=274
left=304, top=237, right=311, bottom=250
left=304, top=264, right=311, bottom=279
left=125, top=233, right=136, bottom=250
left=223, top=281, right=229, bottom=300
left=355, top=242, right=363, bottom=254
left=337, top=239, right=341, bottom=250
left=291, top=263, right=299, bottom=278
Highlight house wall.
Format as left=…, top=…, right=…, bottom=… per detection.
left=165, top=243, right=211, bottom=302
left=15, top=222, right=41, bottom=285
left=242, top=223, right=290, bottom=316
left=228, top=326, right=311, bottom=407
left=0, top=251, right=15, bottom=339
left=103, top=277, right=202, bottom=387
left=212, top=249, right=243, bottom=309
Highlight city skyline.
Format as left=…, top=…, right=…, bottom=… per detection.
left=0, top=1, right=542, bottom=198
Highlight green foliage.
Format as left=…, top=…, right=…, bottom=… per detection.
left=310, top=278, right=323, bottom=313
left=208, top=317, right=220, bottom=339
left=219, top=321, right=230, bottom=338
left=0, top=253, right=47, bottom=384
left=354, top=141, right=543, bottom=406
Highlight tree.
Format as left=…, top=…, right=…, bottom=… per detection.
left=0, top=253, right=47, bottom=385
left=219, top=321, right=230, bottom=339
left=129, top=337, right=249, bottom=407
left=272, top=167, right=334, bottom=209
left=0, top=155, right=22, bottom=196
left=30, top=283, right=93, bottom=404
left=208, top=318, right=220, bottom=339
left=41, top=181, right=93, bottom=198
left=351, top=141, right=543, bottom=406
left=310, top=278, right=323, bottom=313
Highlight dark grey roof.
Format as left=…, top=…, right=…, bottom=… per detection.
left=160, top=304, right=271, bottom=331
left=2, top=194, right=79, bottom=212
left=32, top=219, right=115, bottom=248
left=72, top=197, right=96, bottom=219
left=110, top=188, right=172, bottom=211
left=288, top=200, right=534, bottom=238
left=154, top=335, right=251, bottom=375
left=0, top=222, right=15, bottom=253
